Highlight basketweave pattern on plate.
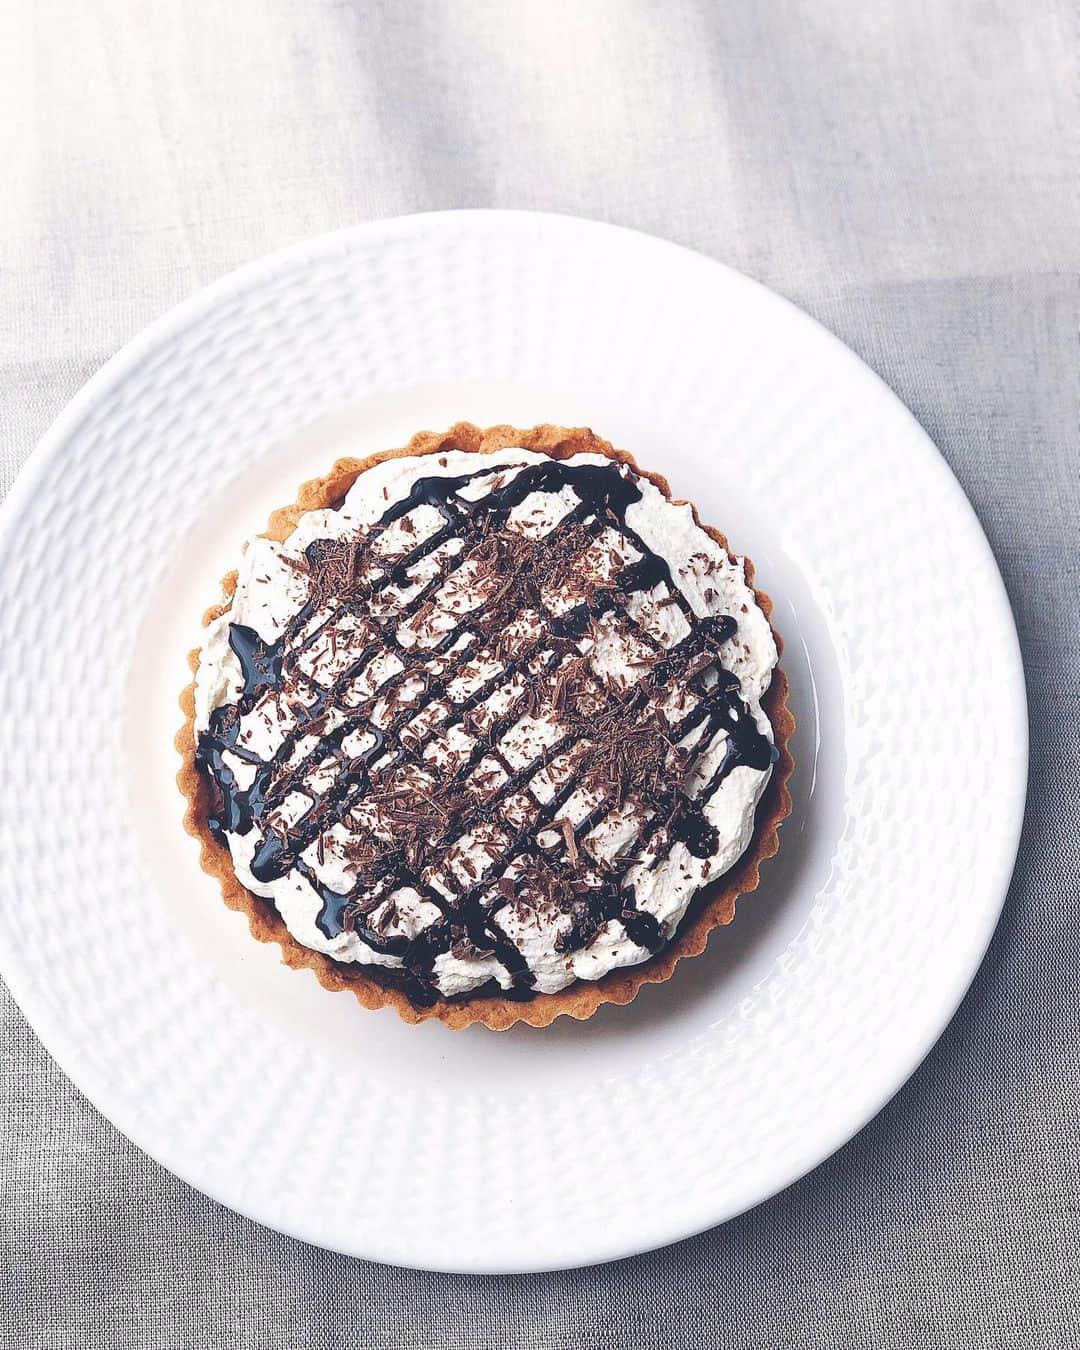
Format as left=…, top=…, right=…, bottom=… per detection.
left=0, top=214, right=1025, bottom=1268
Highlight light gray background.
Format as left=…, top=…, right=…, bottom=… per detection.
left=1, top=1, right=1076, bottom=1346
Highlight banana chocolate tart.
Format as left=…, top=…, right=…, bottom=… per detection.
left=178, top=423, right=793, bottom=1029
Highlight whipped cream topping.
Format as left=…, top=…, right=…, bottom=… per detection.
left=193, top=447, right=778, bottom=1002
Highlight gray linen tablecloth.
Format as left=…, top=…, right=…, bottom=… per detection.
left=1, top=2, right=1076, bottom=1345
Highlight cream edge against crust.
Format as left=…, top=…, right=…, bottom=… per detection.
left=193, top=446, right=778, bottom=998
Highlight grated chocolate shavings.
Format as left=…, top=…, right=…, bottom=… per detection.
left=197, top=455, right=773, bottom=1001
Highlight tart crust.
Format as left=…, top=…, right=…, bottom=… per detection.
left=177, top=423, right=795, bottom=1029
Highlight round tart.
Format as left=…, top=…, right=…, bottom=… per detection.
left=177, top=424, right=794, bottom=1029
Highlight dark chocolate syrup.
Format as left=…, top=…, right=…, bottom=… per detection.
left=195, top=459, right=775, bottom=1004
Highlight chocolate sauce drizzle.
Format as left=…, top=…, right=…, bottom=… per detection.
left=196, top=457, right=775, bottom=1004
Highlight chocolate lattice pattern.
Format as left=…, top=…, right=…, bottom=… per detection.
left=196, top=457, right=775, bottom=1004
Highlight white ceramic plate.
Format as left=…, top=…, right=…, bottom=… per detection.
left=0, top=212, right=1026, bottom=1272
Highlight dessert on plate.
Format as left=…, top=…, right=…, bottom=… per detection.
left=178, top=423, right=794, bottom=1029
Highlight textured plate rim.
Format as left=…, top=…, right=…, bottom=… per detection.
left=0, top=210, right=1028, bottom=1271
